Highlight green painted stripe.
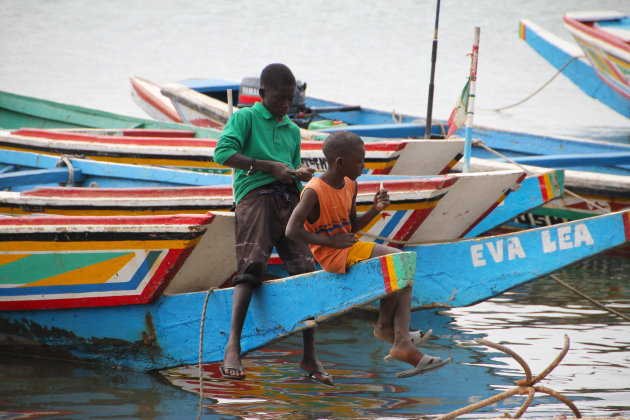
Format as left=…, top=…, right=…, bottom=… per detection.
left=0, top=252, right=132, bottom=285
left=392, top=252, right=416, bottom=288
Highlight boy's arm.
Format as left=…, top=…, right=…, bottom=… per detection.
left=286, top=189, right=357, bottom=248
left=350, top=181, right=390, bottom=232
left=222, top=153, right=297, bottom=184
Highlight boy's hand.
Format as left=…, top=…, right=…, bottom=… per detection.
left=295, top=166, right=315, bottom=182
left=327, top=233, right=358, bottom=249
left=373, top=188, right=390, bottom=211
left=269, top=162, right=298, bottom=184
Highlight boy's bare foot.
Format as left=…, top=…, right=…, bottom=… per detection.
left=299, top=359, right=334, bottom=386
left=387, top=340, right=424, bottom=367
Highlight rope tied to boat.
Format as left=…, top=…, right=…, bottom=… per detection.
left=198, top=286, right=217, bottom=420
left=55, top=155, right=75, bottom=186
left=491, top=55, right=585, bottom=112
left=473, top=139, right=608, bottom=212
left=437, top=334, right=581, bottom=419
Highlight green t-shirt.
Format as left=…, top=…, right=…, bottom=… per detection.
left=214, top=102, right=303, bottom=204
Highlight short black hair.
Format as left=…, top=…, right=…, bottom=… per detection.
left=322, top=131, right=364, bottom=163
left=260, top=63, right=296, bottom=90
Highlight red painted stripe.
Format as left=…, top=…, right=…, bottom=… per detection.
left=238, top=94, right=261, bottom=105
left=122, top=129, right=197, bottom=138
left=380, top=256, right=392, bottom=293
left=563, top=14, right=630, bottom=54
left=623, top=212, right=630, bottom=241
left=388, top=207, right=437, bottom=247
left=300, top=140, right=406, bottom=151
left=357, top=176, right=456, bottom=194
left=23, top=186, right=233, bottom=198
left=0, top=213, right=215, bottom=226
left=11, top=129, right=218, bottom=147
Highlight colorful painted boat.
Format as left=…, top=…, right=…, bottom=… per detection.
left=4, top=208, right=628, bottom=370
left=519, top=12, right=630, bottom=119
left=0, top=126, right=463, bottom=176
left=462, top=157, right=630, bottom=228
left=0, top=215, right=422, bottom=370
left=1, top=90, right=466, bottom=176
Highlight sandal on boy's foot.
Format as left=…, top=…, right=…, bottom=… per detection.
left=220, top=365, right=246, bottom=380
left=396, top=355, right=451, bottom=378
left=383, top=329, right=433, bottom=362
left=299, top=363, right=334, bottom=386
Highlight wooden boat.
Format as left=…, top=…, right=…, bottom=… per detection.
left=0, top=126, right=463, bottom=176
left=0, top=90, right=466, bottom=176
left=0, top=211, right=418, bottom=370
left=131, top=76, right=630, bottom=175
left=3, top=209, right=627, bottom=370
left=461, top=158, right=630, bottom=228
left=0, top=148, right=232, bottom=191
left=0, top=170, right=528, bottom=246
left=519, top=12, right=630, bottom=119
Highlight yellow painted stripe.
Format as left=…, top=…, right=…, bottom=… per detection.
left=0, top=254, right=29, bottom=265
left=20, top=252, right=136, bottom=287
left=385, top=254, right=399, bottom=291
left=542, top=173, right=554, bottom=198
left=2, top=237, right=201, bottom=252
left=364, top=159, right=399, bottom=170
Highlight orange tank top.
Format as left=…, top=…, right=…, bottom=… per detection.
left=303, top=177, right=356, bottom=273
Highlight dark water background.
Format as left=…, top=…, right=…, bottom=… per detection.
left=1, top=0, right=629, bottom=418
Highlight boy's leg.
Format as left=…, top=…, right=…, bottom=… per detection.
left=275, top=191, right=332, bottom=385
left=370, top=245, right=426, bottom=368
left=222, top=189, right=277, bottom=378
left=370, top=244, right=403, bottom=343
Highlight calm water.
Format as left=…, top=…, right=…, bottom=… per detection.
left=1, top=0, right=630, bottom=418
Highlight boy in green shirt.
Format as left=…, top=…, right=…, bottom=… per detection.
left=214, top=63, right=331, bottom=385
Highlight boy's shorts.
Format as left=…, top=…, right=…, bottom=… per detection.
left=232, top=182, right=315, bottom=288
left=345, top=241, right=376, bottom=269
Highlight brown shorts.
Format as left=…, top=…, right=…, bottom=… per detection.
left=233, top=182, right=315, bottom=287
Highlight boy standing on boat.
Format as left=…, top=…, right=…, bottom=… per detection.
left=285, top=131, right=451, bottom=378
left=214, top=63, right=332, bottom=385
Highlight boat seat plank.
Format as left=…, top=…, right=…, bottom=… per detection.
left=507, top=152, right=630, bottom=168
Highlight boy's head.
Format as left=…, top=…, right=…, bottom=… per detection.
left=259, top=63, right=296, bottom=119
left=322, top=131, right=365, bottom=180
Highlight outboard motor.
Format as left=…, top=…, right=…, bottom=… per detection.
left=237, top=77, right=307, bottom=115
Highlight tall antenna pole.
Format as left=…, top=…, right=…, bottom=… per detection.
left=424, top=0, right=441, bottom=139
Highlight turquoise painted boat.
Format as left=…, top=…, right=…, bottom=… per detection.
left=2, top=209, right=626, bottom=370
left=519, top=12, right=630, bottom=120
left=0, top=220, right=417, bottom=371
left=0, top=148, right=231, bottom=190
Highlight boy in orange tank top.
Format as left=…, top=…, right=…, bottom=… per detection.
left=286, top=131, right=451, bottom=377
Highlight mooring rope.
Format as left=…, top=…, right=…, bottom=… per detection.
left=197, top=286, right=217, bottom=420
left=473, top=139, right=608, bottom=212
left=437, top=335, right=581, bottom=419
left=491, top=55, right=584, bottom=112
left=549, top=274, right=630, bottom=322
left=55, top=155, right=75, bottom=186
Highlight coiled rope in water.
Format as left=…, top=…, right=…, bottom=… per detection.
left=437, top=335, right=581, bottom=419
